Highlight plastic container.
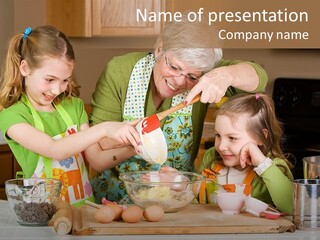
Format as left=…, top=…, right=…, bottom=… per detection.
left=135, top=117, right=167, bottom=164
left=244, top=196, right=268, bottom=217
left=216, top=192, right=246, bottom=215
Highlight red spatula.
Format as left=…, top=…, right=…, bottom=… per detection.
left=141, top=94, right=201, bottom=134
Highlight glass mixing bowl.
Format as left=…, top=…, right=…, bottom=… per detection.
left=119, top=171, right=205, bottom=212
left=5, top=178, right=62, bottom=226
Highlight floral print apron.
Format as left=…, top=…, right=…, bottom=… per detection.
left=21, top=94, right=94, bottom=206
left=91, top=54, right=195, bottom=203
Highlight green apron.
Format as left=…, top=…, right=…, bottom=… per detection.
left=20, top=94, right=94, bottom=206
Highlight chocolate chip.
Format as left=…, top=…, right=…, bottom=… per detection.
left=13, top=202, right=56, bottom=224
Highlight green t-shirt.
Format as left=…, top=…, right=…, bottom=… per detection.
left=90, top=52, right=268, bottom=162
left=0, top=97, right=88, bottom=178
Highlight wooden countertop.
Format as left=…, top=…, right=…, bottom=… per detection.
left=72, top=204, right=295, bottom=235
left=0, top=200, right=317, bottom=239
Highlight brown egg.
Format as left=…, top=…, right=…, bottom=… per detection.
left=94, top=206, right=115, bottom=223
left=105, top=203, right=123, bottom=220
left=143, top=205, right=164, bottom=222
left=121, top=205, right=143, bottom=223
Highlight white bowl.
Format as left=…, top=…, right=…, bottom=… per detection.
left=245, top=196, right=268, bottom=216
left=216, top=192, right=246, bottom=215
left=135, top=117, right=167, bottom=164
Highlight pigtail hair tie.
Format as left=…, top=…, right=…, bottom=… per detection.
left=255, top=93, right=260, bottom=99
left=23, top=27, right=32, bottom=39
left=19, top=27, right=32, bottom=59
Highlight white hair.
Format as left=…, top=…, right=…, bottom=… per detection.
left=170, top=48, right=223, bottom=73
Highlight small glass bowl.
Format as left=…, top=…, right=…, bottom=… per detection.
left=5, top=178, right=62, bottom=226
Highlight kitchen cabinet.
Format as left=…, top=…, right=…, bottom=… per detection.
left=166, top=0, right=231, bottom=16
left=166, top=0, right=214, bottom=12
left=46, top=0, right=164, bottom=37
left=0, top=145, right=20, bottom=200
left=195, top=107, right=215, bottom=170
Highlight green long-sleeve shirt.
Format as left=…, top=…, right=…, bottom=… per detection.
left=198, top=147, right=294, bottom=214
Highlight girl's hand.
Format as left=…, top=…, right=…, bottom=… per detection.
left=106, top=121, right=141, bottom=151
left=128, top=118, right=142, bottom=127
left=239, top=142, right=266, bottom=169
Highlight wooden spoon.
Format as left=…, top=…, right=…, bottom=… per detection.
left=141, top=94, right=201, bottom=134
left=157, top=94, right=201, bottom=121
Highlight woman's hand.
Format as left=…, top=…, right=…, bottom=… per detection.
left=239, top=142, right=266, bottom=169
left=184, top=63, right=260, bottom=105
left=184, top=66, right=233, bottom=104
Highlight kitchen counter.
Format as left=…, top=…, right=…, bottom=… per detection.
left=0, top=200, right=319, bottom=240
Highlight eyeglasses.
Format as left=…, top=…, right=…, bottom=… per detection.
left=164, top=52, right=202, bottom=81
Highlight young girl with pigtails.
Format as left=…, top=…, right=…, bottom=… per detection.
left=198, top=93, right=294, bottom=214
left=0, top=26, right=141, bottom=206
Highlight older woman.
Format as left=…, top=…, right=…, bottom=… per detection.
left=89, top=16, right=268, bottom=203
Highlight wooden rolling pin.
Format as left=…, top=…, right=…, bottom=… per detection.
left=48, top=199, right=73, bottom=235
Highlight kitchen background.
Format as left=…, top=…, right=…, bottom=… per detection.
left=0, top=0, right=319, bottom=198
left=1, top=0, right=320, bottom=104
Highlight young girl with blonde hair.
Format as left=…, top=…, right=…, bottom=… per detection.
left=198, top=93, right=294, bottom=214
left=0, top=26, right=141, bottom=206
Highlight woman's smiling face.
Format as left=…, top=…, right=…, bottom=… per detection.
left=153, top=50, right=202, bottom=98
left=214, top=114, right=259, bottom=169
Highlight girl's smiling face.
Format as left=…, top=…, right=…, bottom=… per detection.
left=21, top=57, right=74, bottom=111
left=214, top=114, right=259, bottom=170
